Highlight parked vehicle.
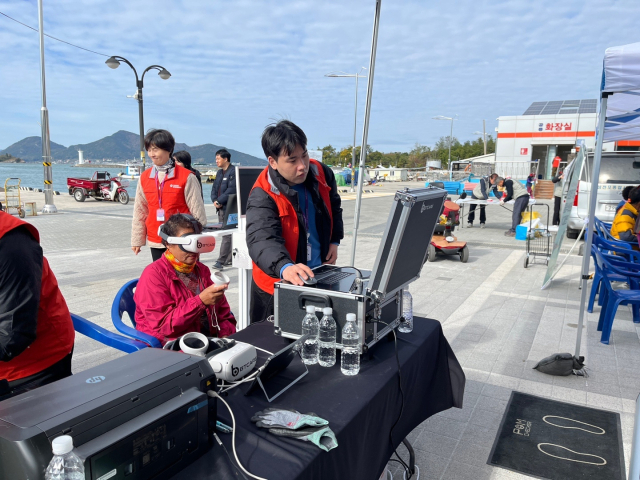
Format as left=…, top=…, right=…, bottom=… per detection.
left=67, top=172, right=129, bottom=204
left=563, top=152, right=640, bottom=239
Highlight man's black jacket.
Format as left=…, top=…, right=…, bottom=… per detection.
left=246, top=163, right=344, bottom=281
left=210, top=165, right=236, bottom=211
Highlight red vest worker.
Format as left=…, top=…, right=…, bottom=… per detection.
left=131, top=129, right=207, bottom=262
left=0, top=212, right=74, bottom=400
left=246, top=121, right=344, bottom=323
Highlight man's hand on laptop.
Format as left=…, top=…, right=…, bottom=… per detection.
left=283, top=264, right=314, bottom=286
left=324, top=244, right=338, bottom=265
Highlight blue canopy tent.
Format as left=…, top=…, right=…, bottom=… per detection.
left=575, top=42, right=640, bottom=478
left=576, top=42, right=640, bottom=358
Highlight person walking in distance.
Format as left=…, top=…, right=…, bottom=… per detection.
left=210, top=149, right=236, bottom=270
left=131, top=129, right=207, bottom=261
left=551, top=171, right=564, bottom=226
left=467, top=173, right=499, bottom=228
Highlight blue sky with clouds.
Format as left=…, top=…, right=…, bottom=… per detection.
left=0, top=0, right=638, bottom=158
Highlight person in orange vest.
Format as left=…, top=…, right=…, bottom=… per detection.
left=0, top=212, right=75, bottom=400
left=131, top=129, right=207, bottom=261
left=246, top=121, right=344, bottom=323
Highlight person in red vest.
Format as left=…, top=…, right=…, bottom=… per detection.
left=246, top=120, right=344, bottom=323
left=0, top=212, right=75, bottom=400
left=131, top=129, right=207, bottom=261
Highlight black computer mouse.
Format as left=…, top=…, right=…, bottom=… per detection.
left=298, top=274, right=317, bottom=286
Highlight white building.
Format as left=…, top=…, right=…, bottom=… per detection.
left=495, top=99, right=616, bottom=179
left=371, top=167, right=409, bottom=181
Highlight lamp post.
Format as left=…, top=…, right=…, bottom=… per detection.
left=433, top=114, right=458, bottom=168
left=474, top=127, right=489, bottom=155
left=325, top=68, right=367, bottom=192
left=106, top=56, right=171, bottom=170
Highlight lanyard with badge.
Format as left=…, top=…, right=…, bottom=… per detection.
left=155, top=172, right=167, bottom=221
left=300, top=188, right=312, bottom=262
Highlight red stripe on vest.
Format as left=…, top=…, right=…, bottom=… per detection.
left=251, top=159, right=333, bottom=294
left=0, top=213, right=74, bottom=382
left=140, top=165, right=193, bottom=244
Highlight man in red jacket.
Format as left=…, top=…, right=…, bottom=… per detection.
left=0, top=212, right=75, bottom=400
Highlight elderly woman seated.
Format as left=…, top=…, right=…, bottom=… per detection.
left=134, top=213, right=236, bottom=345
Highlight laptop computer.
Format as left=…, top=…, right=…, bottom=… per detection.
left=205, top=194, right=238, bottom=230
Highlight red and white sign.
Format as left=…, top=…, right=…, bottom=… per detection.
left=544, top=122, right=572, bottom=132
left=520, top=148, right=528, bottom=155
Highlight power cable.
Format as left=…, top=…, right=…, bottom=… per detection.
left=0, top=11, right=109, bottom=57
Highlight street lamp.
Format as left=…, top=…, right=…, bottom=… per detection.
left=325, top=68, right=367, bottom=192
left=432, top=114, right=458, bottom=167
left=106, top=56, right=171, bottom=170
left=473, top=119, right=489, bottom=155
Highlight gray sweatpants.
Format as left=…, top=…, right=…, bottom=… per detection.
left=511, top=195, right=530, bottom=232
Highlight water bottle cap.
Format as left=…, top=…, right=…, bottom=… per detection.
left=346, top=313, right=356, bottom=322
left=52, top=435, right=73, bottom=455
left=306, top=305, right=316, bottom=314
left=322, top=307, right=332, bottom=315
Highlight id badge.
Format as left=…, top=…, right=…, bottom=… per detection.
left=307, top=242, right=312, bottom=262
left=156, top=208, right=165, bottom=222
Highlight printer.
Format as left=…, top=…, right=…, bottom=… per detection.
left=0, top=348, right=217, bottom=480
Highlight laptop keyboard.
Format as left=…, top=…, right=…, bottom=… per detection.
left=315, top=271, right=353, bottom=285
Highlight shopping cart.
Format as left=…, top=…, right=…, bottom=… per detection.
left=524, top=203, right=551, bottom=268
left=4, top=178, right=25, bottom=218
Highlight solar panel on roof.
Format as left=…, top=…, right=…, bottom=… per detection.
left=522, top=99, right=598, bottom=115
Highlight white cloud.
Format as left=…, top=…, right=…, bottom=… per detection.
left=0, top=0, right=639, bottom=157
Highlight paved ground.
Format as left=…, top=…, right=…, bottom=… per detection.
left=13, top=184, right=637, bottom=480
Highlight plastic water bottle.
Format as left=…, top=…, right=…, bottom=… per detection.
left=341, top=313, right=360, bottom=376
left=301, top=305, right=319, bottom=365
left=318, top=307, right=336, bottom=367
left=45, top=435, right=85, bottom=480
left=398, top=290, right=413, bottom=333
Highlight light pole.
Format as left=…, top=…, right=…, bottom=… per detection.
left=37, top=0, right=56, bottom=213
left=106, top=56, right=171, bottom=171
left=325, top=68, right=367, bottom=192
left=433, top=114, right=458, bottom=168
left=474, top=128, right=489, bottom=155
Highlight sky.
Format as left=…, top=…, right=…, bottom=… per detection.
left=0, top=0, right=639, bottom=159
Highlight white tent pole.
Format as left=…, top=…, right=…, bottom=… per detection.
left=350, top=0, right=381, bottom=266
left=575, top=94, right=608, bottom=358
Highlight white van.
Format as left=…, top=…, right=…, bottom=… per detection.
left=563, top=152, right=640, bottom=239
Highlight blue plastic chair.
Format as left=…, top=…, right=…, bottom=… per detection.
left=71, top=313, right=147, bottom=353
left=110, top=279, right=163, bottom=348
left=594, top=217, right=637, bottom=248
left=592, top=248, right=640, bottom=344
left=588, top=234, right=640, bottom=312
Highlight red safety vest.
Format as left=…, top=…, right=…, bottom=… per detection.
left=140, top=165, right=193, bottom=243
left=251, top=159, right=333, bottom=294
left=0, top=213, right=74, bottom=382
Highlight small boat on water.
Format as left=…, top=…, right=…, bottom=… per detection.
left=118, top=165, right=141, bottom=179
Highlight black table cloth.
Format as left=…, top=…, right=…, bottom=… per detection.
left=171, top=316, right=464, bottom=480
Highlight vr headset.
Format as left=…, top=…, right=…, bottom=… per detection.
left=158, top=214, right=216, bottom=253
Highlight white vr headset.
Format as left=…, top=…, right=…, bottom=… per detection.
left=157, top=214, right=216, bottom=254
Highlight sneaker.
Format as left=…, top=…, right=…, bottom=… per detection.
left=467, top=223, right=473, bottom=228
left=212, top=261, right=224, bottom=270
left=480, top=223, right=486, bottom=229
left=504, top=231, right=516, bottom=237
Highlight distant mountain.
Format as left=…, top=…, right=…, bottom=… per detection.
left=0, top=130, right=266, bottom=166
left=0, top=136, right=67, bottom=161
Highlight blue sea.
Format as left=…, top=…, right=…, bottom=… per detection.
left=0, top=163, right=217, bottom=204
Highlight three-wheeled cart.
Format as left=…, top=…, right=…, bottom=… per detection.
left=4, top=178, right=25, bottom=218
left=524, top=203, right=551, bottom=268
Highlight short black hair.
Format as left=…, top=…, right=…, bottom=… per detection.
left=622, top=185, right=635, bottom=201
left=216, top=149, right=231, bottom=162
left=630, top=186, right=640, bottom=205
left=173, top=150, right=192, bottom=170
left=261, top=120, right=307, bottom=160
left=161, top=213, right=202, bottom=246
left=144, top=129, right=175, bottom=156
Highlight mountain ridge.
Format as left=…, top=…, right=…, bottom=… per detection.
left=0, top=131, right=266, bottom=166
